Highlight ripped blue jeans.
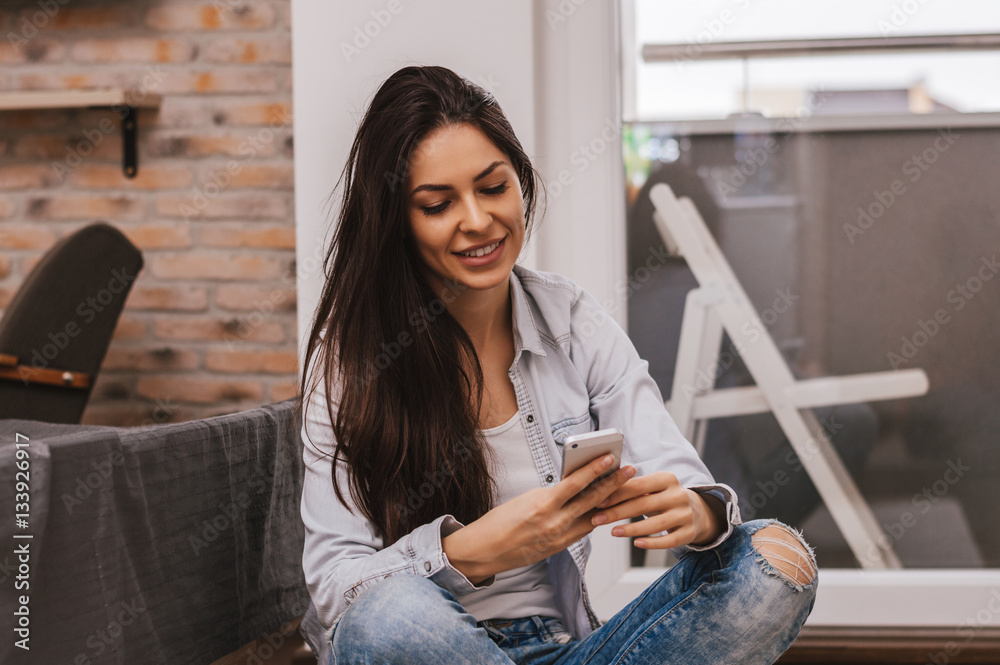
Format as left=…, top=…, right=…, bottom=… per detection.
left=328, top=519, right=817, bottom=664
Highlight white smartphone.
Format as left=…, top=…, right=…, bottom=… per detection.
left=561, top=428, right=624, bottom=479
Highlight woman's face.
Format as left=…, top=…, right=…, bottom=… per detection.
left=405, top=122, right=525, bottom=299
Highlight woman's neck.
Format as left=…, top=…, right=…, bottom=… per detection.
left=438, top=278, right=512, bottom=352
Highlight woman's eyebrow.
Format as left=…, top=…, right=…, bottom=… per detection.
left=473, top=160, right=506, bottom=182
left=410, top=161, right=508, bottom=196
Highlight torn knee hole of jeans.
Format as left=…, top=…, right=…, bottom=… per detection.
left=751, top=525, right=817, bottom=588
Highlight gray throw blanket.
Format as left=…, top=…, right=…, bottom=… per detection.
left=0, top=400, right=311, bottom=665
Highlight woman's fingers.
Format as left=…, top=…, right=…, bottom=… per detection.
left=630, top=529, right=694, bottom=550
left=595, top=472, right=678, bottom=509
left=595, top=475, right=657, bottom=509
left=553, top=454, right=633, bottom=506
left=610, top=508, right=691, bottom=537
left=591, top=492, right=665, bottom=526
left=564, top=465, right=636, bottom=519
left=593, top=474, right=686, bottom=524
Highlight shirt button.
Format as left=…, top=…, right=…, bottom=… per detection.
left=545, top=474, right=554, bottom=483
left=424, top=561, right=432, bottom=572
left=526, top=414, right=534, bottom=423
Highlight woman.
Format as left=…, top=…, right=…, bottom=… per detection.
left=300, top=65, right=817, bottom=665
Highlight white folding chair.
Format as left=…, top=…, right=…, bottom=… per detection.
left=650, top=183, right=929, bottom=569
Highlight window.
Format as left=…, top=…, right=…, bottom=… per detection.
left=605, top=0, right=1000, bottom=627
left=626, top=0, right=1000, bottom=121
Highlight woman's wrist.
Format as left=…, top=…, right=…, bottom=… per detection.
left=689, top=490, right=726, bottom=546
left=442, top=529, right=495, bottom=585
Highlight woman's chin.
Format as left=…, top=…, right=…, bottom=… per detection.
left=456, top=265, right=515, bottom=291
left=440, top=257, right=512, bottom=285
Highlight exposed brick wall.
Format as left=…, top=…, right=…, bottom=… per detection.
left=0, top=0, right=298, bottom=426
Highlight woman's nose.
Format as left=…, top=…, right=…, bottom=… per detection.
left=459, top=199, right=491, bottom=233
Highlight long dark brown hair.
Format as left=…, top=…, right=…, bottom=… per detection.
left=302, top=66, right=541, bottom=545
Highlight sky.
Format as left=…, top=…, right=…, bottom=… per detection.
left=632, top=0, right=1000, bottom=119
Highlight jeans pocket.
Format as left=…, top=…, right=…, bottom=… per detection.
left=540, top=616, right=574, bottom=644
left=550, top=630, right=573, bottom=644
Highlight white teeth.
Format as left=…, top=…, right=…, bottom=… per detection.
left=459, top=239, right=501, bottom=257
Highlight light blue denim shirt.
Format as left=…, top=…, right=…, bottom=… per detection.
left=300, top=264, right=742, bottom=640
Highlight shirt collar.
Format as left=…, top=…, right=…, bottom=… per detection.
left=509, top=265, right=546, bottom=358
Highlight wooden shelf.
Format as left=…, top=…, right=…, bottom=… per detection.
left=0, top=88, right=162, bottom=178
left=0, top=88, right=161, bottom=111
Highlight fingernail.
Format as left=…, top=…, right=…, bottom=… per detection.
left=624, top=466, right=637, bottom=479
left=597, top=498, right=610, bottom=508
left=612, top=526, right=624, bottom=537
left=592, top=514, right=607, bottom=526
left=634, top=539, right=646, bottom=548
left=602, top=455, right=614, bottom=467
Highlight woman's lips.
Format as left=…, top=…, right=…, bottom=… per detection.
left=453, top=236, right=506, bottom=266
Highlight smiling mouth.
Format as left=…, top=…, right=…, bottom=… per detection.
left=455, top=237, right=504, bottom=258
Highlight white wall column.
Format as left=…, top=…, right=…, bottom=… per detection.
left=532, top=0, right=628, bottom=328
left=292, top=0, right=539, bottom=356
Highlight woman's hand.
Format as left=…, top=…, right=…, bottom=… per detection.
left=442, top=455, right=636, bottom=584
left=589, top=472, right=724, bottom=549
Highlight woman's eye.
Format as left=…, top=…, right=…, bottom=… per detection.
left=482, top=182, right=508, bottom=196
left=420, top=201, right=450, bottom=216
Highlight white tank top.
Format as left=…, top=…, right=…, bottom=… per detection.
left=457, top=410, right=564, bottom=623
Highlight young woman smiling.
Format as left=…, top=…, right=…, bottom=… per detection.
left=300, top=65, right=817, bottom=665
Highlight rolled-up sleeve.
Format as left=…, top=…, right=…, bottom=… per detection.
left=566, top=287, right=742, bottom=553
left=686, top=485, right=741, bottom=551
left=300, top=362, right=491, bottom=630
